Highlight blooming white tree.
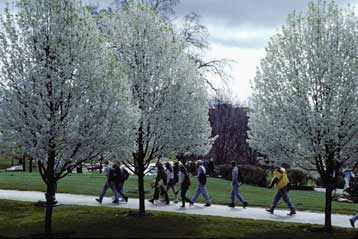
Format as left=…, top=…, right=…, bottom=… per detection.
left=109, top=3, right=213, bottom=215
left=249, top=0, right=358, bottom=231
left=0, top=0, right=135, bottom=234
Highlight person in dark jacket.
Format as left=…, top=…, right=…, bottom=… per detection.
left=113, top=163, right=128, bottom=202
left=149, top=162, right=169, bottom=204
left=96, top=161, right=119, bottom=204
left=179, top=165, right=192, bottom=208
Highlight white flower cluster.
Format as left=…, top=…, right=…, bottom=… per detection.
left=0, top=0, right=212, bottom=179
left=249, top=1, right=358, bottom=172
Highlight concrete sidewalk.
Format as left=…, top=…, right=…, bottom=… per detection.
left=0, top=189, right=353, bottom=228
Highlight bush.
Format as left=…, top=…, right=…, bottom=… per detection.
left=216, top=164, right=267, bottom=187
left=216, top=164, right=231, bottom=180
left=286, top=169, right=308, bottom=186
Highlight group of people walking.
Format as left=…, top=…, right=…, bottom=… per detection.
left=93, top=159, right=358, bottom=229
left=95, top=159, right=299, bottom=217
left=147, top=160, right=296, bottom=216
left=96, top=160, right=129, bottom=204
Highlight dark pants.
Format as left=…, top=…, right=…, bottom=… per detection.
left=181, top=187, right=192, bottom=206
left=152, top=185, right=169, bottom=203
left=114, top=182, right=127, bottom=198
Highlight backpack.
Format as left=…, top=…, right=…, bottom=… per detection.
left=198, top=172, right=207, bottom=185
left=122, top=168, right=129, bottom=181
left=185, top=174, right=191, bottom=187
left=108, top=168, right=117, bottom=182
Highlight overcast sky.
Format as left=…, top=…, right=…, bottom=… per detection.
left=1, top=0, right=357, bottom=103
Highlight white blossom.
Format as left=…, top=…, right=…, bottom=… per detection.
left=0, top=0, right=135, bottom=178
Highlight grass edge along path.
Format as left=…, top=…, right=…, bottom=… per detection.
left=0, top=199, right=357, bottom=238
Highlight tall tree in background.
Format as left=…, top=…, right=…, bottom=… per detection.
left=0, top=0, right=134, bottom=235
left=110, top=0, right=231, bottom=93
left=209, top=99, right=253, bottom=165
left=109, top=3, right=212, bottom=215
left=249, top=0, right=358, bottom=232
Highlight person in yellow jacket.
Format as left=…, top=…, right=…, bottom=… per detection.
left=266, top=167, right=296, bottom=216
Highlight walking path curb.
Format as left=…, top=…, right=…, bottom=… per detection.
left=0, top=189, right=353, bottom=228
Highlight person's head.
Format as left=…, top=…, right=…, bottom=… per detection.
left=165, top=162, right=173, bottom=172
left=104, top=160, right=109, bottom=166
left=113, top=163, right=119, bottom=170
left=231, top=161, right=236, bottom=167
left=157, top=162, right=163, bottom=170
left=196, top=160, right=203, bottom=166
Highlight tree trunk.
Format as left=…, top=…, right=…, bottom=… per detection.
left=324, top=183, right=333, bottom=232
left=29, top=158, right=33, bottom=173
left=138, top=159, right=145, bottom=215
left=44, top=149, right=56, bottom=237
left=22, top=155, right=26, bottom=172
left=76, top=164, right=83, bottom=173
left=45, top=181, right=55, bottom=237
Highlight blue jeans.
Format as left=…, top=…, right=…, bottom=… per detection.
left=231, top=183, right=245, bottom=202
left=191, top=184, right=211, bottom=204
left=99, top=182, right=119, bottom=202
left=351, top=215, right=358, bottom=223
left=272, top=186, right=294, bottom=209
left=115, top=182, right=127, bottom=198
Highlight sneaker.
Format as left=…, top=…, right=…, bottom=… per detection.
left=266, top=208, right=274, bottom=214
left=174, top=200, right=178, bottom=204
left=124, top=196, right=128, bottom=202
left=95, top=198, right=102, bottom=204
left=287, top=209, right=296, bottom=216
left=112, top=200, right=119, bottom=204
left=228, top=203, right=235, bottom=208
left=189, top=201, right=194, bottom=207
left=180, top=205, right=185, bottom=208
left=243, top=201, right=248, bottom=208
left=350, top=218, right=355, bottom=228
left=165, top=201, right=170, bottom=205
left=148, top=199, right=154, bottom=204
left=204, top=203, right=211, bottom=207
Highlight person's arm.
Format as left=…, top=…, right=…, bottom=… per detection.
left=268, top=177, right=278, bottom=188
left=105, top=169, right=110, bottom=185
left=269, top=170, right=282, bottom=188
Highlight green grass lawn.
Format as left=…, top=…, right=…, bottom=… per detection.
left=0, top=199, right=356, bottom=238
left=0, top=172, right=357, bottom=215
left=0, top=159, right=13, bottom=169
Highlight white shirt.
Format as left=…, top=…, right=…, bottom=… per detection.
left=165, top=168, right=174, bottom=183
left=103, top=166, right=111, bottom=176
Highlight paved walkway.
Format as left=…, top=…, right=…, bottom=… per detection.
left=0, top=189, right=353, bottom=228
